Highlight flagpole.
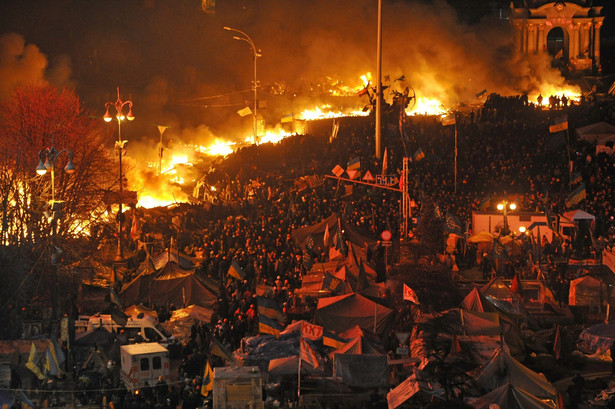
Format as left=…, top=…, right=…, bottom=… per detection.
left=375, top=0, right=383, bottom=159
left=566, top=126, right=571, bottom=191
left=454, top=122, right=458, bottom=194
left=298, top=347, right=302, bottom=400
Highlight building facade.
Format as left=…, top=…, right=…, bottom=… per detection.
left=510, top=1, right=604, bottom=72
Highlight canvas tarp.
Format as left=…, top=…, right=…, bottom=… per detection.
left=576, top=121, right=615, bottom=145
left=481, top=277, right=514, bottom=300
left=315, top=293, right=394, bottom=335
left=120, top=261, right=218, bottom=309
left=578, top=322, right=615, bottom=355
left=563, top=209, right=595, bottom=222
left=460, top=287, right=496, bottom=312
left=568, top=275, right=606, bottom=307
left=469, top=383, right=557, bottom=409
left=333, top=353, right=388, bottom=388
left=292, top=213, right=379, bottom=252
left=476, top=346, right=556, bottom=400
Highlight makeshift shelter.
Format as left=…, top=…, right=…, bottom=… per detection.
left=268, top=355, right=318, bottom=376
left=162, top=304, right=215, bottom=344
left=120, top=260, right=218, bottom=309
left=460, top=287, right=497, bottom=312
left=124, top=304, right=158, bottom=319
left=568, top=275, right=606, bottom=308
left=481, top=277, right=515, bottom=300
left=563, top=209, right=595, bottom=223
left=292, top=213, right=379, bottom=254
left=576, top=121, right=615, bottom=152
left=315, top=293, right=394, bottom=335
left=469, top=383, right=557, bottom=409
left=329, top=325, right=385, bottom=356
left=476, top=345, right=557, bottom=401
left=578, top=322, right=615, bottom=355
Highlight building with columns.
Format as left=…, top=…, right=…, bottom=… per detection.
left=510, top=1, right=604, bottom=72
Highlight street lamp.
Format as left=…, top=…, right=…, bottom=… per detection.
left=224, top=26, right=261, bottom=144
left=36, top=143, right=75, bottom=323
left=103, top=87, right=134, bottom=263
left=496, top=201, right=516, bottom=236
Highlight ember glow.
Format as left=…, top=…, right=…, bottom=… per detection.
left=530, top=84, right=582, bottom=106
left=297, top=105, right=369, bottom=121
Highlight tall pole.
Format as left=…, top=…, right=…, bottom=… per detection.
left=454, top=122, right=458, bottom=194
left=224, top=27, right=260, bottom=144
left=36, top=144, right=75, bottom=325
left=104, top=87, right=134, bottom=264
left=375, top=0, right=383, bottom=159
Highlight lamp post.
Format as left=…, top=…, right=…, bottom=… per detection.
left=104, top=87, right=134, bottom=263
left=36, top=143, right=75, bottom=323
left=224, top=26, right=261, bottom=144
left=496, top=201, right=516, bottom=236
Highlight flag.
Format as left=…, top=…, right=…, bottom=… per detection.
left=322, top=271, right=343, bottom=294
left=441, top=115, right=456, bottom=126
left=384, top=75, right=390, bottom=83
left=323, top=329, right=348, bottom=349
left=476, top=89, right=487, bottom=98
left=303, top=174, right=324, bottom=189
left=403, top=283, right=420, bottom=304
left=332, top=164, right=345, bottom=177
left=301, top=322, right=323, bottom=340
left=300, top=338, right=319, bottom=368
left=571, top=171, right=583, bottom=185
left=449, top=334, right=462, bottom=357
left=323, top=223, right=330, bottom=247
left=565, top=183, right=586, bottom=208
left=433, top=202, right=443, bottom=220
left=256, top=296, right=284, bottom=324
left=130, top=214, right=140, bottom=240
left=227, top=259, right=245, bottom=280
left=110, top=303, right=128, bottom=326
left=281, top=113, right=293, bottom=123
left=394, top=75, right=406, bottom=82
left=335, top=225, right=347, bottom=257
left=549, top=115, right=568, bottom=133
left=493, top=238, right=509, bottom=260
left=201, top=361, right=214, bottom=396
left=26, top=343, right=44, bottom=380
left=399, top=172, right=404, bottom=191
left=259, top=315, right=283, bottom=337
left=347, top=156, right=361, bottom=171
left=357, top=259, right=369, bottom=292
left=110, top=288, right=122, bottom=308
left=553, top=325, right=561, bottom=360
left=237, top=106, right=252, bottom=117
left=381, top=147, right=388, bottom=178
left=445, top=212, right=463, bottom=236
left=413, top=148, right=425, bottom=162
left=510, top=273, right=523, bottom=296
left=211, top=337, right=235, bottom=363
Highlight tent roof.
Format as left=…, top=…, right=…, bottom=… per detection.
left=480, top=277, right=513, bottom=299
left=461, top=287, right=496, bottom=312
left=476, top=346, right=556, bottom=400
left=468, top=231, right=494, bottom=243
left=470, top=383, right=556, bottom=409
left=563, top=209, right=595, bottom=221
left=315, top=293, right=394, bottom=335
left=576, top=121, right=615, bottom=144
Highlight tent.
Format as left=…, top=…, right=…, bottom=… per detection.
left=468, top=231, right=494, bottom=243
left=292, top=213, right=379, bottom=253
left=329, top=325, right=385, bottom=356
left=120, top=260, right=218, bottom=309
left=124, top=304, right=158, bottom=319
left=476, top=345, right=557, bottom=400
left=576, top=121, right=615, bottom=147
left=563, top=209, right=595, bottom=223
left=268, top=355, right=318, bottom=376
left=481, top=277, right=514, bottom=300
left=469, top=383, right=557, bottom=409
left=578, top=322, right=615, bottom=355
left=568, top=275, right=606, bottom=307
left=161, top=304, right=214, bottom=344
left=315, top=293, right=394, bottom=335
left=461, top=287, right=497, bottom=312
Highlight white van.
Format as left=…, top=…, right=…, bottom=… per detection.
left=120, top=343, right=170, bottom=393
left=84, top=314, right=173, bottom=345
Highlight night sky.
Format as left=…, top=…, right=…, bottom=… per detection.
left=1, top=0, right=614, bottom=145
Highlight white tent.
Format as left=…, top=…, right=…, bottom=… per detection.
left=563, top=209, right=595, bottom=222
left=576, top=121, right=615, bottom=145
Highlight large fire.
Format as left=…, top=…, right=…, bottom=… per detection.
left=127, top=74, right=582, bottom=210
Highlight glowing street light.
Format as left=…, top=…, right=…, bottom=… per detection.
left=103, top=87, right=134, bottom=263
left=497, top=201, right=516, bottom=236
left=36, top=141, right=75, bottom=323
left=224, top=26, right=261, bottom=144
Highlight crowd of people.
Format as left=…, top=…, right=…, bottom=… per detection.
left=19, top=91, right=615, bottom=408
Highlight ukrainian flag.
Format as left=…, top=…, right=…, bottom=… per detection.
left=259, top=315, right=283, bottom=338
left=413, top=148, right=425, bottom=162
